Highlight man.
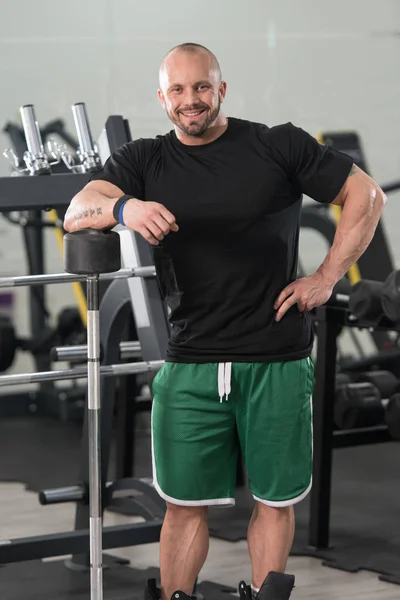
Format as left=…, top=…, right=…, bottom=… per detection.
left=64, top=42, right=385, bottom=600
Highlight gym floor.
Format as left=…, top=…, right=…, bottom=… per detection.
left=1, top=481, right=398, bottom=600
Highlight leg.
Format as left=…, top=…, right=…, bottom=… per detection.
left=151, top=363, right=238, bottom=598
left=234, top=359, right=314, bottom=595
left=160, top=503, right=209, bottom=600
left=247, top=502, right=295, bottom=588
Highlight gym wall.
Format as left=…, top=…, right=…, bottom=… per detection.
left=0, top=0, right=399, bottom=375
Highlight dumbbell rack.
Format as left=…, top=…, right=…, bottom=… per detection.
left=309, top=302, right=397, bottom=549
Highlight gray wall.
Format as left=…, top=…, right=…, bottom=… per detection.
left=0, top=0, right=399, bottom=373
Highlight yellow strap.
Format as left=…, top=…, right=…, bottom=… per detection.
left=48, top=209, right=88, bottom=327
left=316, top=132, right=361, bottom=286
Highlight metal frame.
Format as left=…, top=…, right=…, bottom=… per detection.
left=0, top=172, right=89, bottom=212
left=0, top=520, right=162, bottom=565
left=309, top=304, right=394, bottom=549
left=0, top=279, right=165, bottom=565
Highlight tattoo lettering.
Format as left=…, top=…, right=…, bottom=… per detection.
left=73, top=207, right=102, bottom=222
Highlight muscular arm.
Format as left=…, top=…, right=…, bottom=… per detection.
left=63, top=180, right=125, bottom=232
left=316, top=164, right=387, bottom=286
left=274, top=164, right=387, bottom=320
left=64, top=179, right=179, bottom=244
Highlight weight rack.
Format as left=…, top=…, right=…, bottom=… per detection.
left=309, top=301, right=398, bottom=549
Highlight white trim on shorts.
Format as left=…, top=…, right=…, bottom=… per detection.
left=150, top=406, right=236, bottom=507
left=252, top=391, right=314, bottom=508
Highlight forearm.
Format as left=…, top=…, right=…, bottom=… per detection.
left=64, top=189, right=118, bottom=232
left=317, top=186, right=386, bottom=286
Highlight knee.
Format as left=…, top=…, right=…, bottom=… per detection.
left=165, top=501, right=208, bottom=523
left=256, top=501, right=293, bottom=519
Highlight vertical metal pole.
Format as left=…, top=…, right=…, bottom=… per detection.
left=86, top=274, right=103, bottom=600
left=308, top=306, right=339, bottom=549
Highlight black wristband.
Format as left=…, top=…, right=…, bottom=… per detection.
left=113, top=194, right=134, bottom=223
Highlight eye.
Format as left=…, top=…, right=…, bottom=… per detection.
left=172, top=87, right=182, bottom=93
left=198, top=84, right=210, bottom=91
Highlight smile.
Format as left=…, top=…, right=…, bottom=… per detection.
left=180, top=110, right=205, bottom=117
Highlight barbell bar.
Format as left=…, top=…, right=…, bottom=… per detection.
left=0, top=359, right=164, bottom=387
left=0, top=266, right=156, bottom=289
left=51, top=340, right=142, bottom=363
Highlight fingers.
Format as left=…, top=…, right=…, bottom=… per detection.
left=274, top=284, right=295, bottom=311
left=142, top=205, right=179, bottom=244
left=275, top=295, right=298, bottom=322
left=158, top=205, right=179, bottom=232
left=138, top=225, right=161, bottom=246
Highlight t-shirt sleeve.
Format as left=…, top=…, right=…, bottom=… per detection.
left=89, top=140, right=145, bottom=199
left=268, top=123, right=354, bottom=203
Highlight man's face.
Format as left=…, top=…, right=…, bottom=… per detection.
left=158, top=51, right=226, bottom=137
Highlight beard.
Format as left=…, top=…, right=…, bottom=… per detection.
left=168, top=99, right=221, bottom=137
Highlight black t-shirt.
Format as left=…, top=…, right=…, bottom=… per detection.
left=91, top=117, right=353, bottom=363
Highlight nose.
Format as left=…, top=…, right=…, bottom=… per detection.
left=182, top=87, right=200, bottom=108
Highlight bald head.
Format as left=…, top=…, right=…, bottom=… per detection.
left=157, top=42, right=227, bottom=141
left=159, top=43, right=222, bottom=89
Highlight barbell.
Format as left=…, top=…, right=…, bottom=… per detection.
left=50, top=340, right=142, bottom=363
left=0, top=265, right=155, bottom=288
left=0, top=358, right=163, bottom=387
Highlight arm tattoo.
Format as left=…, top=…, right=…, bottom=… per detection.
left=349, top=165, right=357, bottom=176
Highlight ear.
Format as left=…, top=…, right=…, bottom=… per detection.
left=158, top=89, right=166, bottom=108
left=219, top=81, right=227, bottom=103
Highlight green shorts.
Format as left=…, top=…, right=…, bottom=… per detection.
left=151, top=358, right=314, bottom=507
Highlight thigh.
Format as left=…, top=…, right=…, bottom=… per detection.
left=151, top=362, right=238, bottom=506
left=235, top=359, right=314, bottom=506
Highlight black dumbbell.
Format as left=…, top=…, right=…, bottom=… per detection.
left=334, top=370, right=399, bottom=430
left=348, top=279, right=384, bottom=322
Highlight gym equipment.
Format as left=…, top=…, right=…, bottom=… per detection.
left=0, top=315, right=18, bottom=372
left=71, top=102, right=101, bottom=173
left=0, top=265, right=155, bottom=288
left=51, top=340, right=142, bottom=363
left=385, top=393, right=400, bottom=440
left=381, top=270, right=400, bottom=323
left=353, top=370, right=399, bottom=398
left=64, top=228, right=119, bottom=600
left=0, top=357, right=162, bottom=387
left=335, top=372, right=351, bottom=388
left=309, top=297, right=400, bottom=552
left=334, top=382, right=386, bottom=429
left=334, top=370, right=399, bottom=430
left=0, top=103, right=91, bottom=417
left=0, top=227, right=166, bottom=572
left=20, top=105, right=52, bottom=175
left=3, top=117, right=78, bottom=170
left=348, top=279, right=384, bottom=322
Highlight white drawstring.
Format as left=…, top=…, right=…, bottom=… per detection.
left=218, top=363, right=232, bottom=403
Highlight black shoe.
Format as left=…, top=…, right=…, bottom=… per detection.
left=145, top=579, right=161, bottom=600
left=170, top=592, right=193, bottom=600
left=238, top=572, right=295, bottom=600
left=144, top=579, right=193, bottom=600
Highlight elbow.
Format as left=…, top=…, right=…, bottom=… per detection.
left=372, top=185, right=387, bottom=215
